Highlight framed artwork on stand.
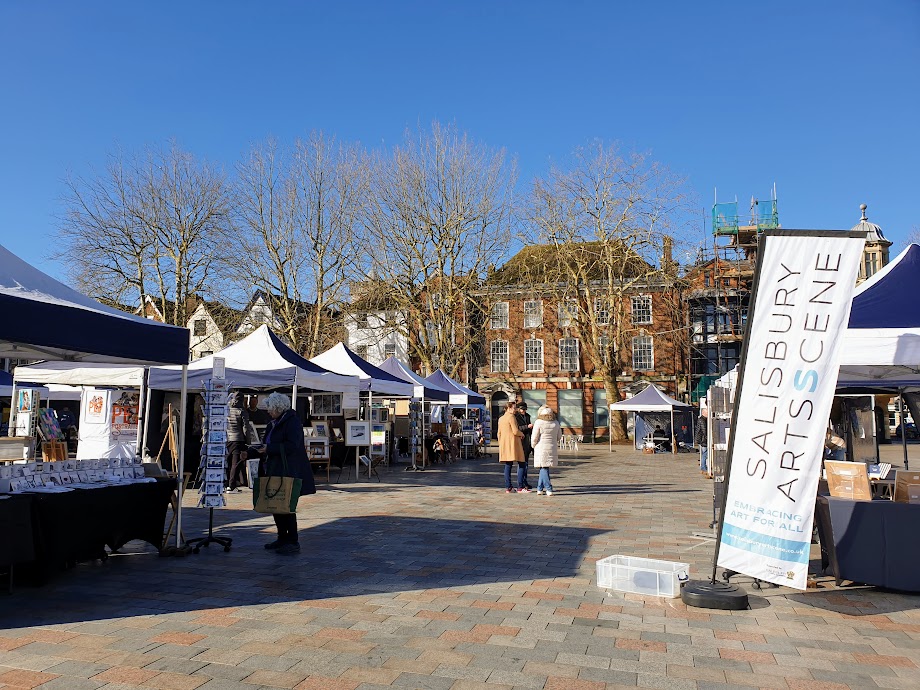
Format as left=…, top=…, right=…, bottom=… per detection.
left=312, top=422, right=329, bottom=438
left=345, top=421, right=370, bottom=446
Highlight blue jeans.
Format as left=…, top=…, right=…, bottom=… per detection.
left=503, top=462, right=525, bottom=489
left=537, top=468, right=553, bottom=492
left=700, top=447, right=708, bottom=473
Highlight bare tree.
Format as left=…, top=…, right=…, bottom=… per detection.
left=520, top=142, right=692, bottom=440
left=56, top=143, right=233, bottom=326
left=360, top=122, right=517, bottom=380
left=232, top=133, right=367, bottom=355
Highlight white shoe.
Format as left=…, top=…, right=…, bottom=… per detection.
left=546, top=491, right=554, bottom=496
left=536, top=489, right=545, bottom=495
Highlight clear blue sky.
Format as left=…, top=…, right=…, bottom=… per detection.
left=1, top=1, right=918, bottom=280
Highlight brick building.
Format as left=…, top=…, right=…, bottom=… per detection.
left=475, top=245, right=685, bottom=440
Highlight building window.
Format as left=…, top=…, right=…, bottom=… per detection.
left=490, top=302, right=509, bottom=329
left=558, top=390, right=583, bottom=429
left=631, top=295, right=652, bottom=324
left=524, top=339, right=543, bottom=372
left=632, top=335, right=654, bottom=371
left=200, top=350, right=213, bottom=358
left=490, top=340, right=509, bottom=373
left=594, top=389, right=608, bottom=429
left=558, top=299, right=577, bottom=327
left=193, top=319, right=207, bottom=336
left=383, top=343, right=396, bottom=359
left=354, top=345, right=368, bottom=360
left=595, top=298, right=610, bottom=326
left=524, top=300, right=543, bottom=328
left=355, top=312, right=369, bottom=329
left=598, top=335, right=611, bottom=365
left=559, top=337, right=580, bottom=372
left=521, top=389, right=547, bottom=412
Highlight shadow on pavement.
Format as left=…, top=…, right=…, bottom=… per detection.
left=0, top=512, right=605, bottom=630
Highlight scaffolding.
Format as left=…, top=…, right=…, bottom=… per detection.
left=689, top=189, right=778, bottom=400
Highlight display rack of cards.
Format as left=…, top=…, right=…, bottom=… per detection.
left=187, top=358, right=233, bottom=553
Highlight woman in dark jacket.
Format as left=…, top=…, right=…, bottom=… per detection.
left=245, top=392, right=315, bottom=555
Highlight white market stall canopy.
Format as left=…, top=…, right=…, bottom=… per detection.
left=14, top=361, right=146, bottom=388
left=609, top=383, right=691, bottom=411
left=378, top=357, right=452, bottom=401
left=311, top=343, right=415, bottom=397
left=149, top=325, right=360, bottom=395
left=0, top=243, right=189, bottom=365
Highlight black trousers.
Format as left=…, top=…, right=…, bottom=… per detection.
left=273, top=512, right=298, bottom=543
left=226, top=441, right=248, bottom=489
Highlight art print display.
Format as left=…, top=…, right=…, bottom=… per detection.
left=84, top=390, right=109, bottom=423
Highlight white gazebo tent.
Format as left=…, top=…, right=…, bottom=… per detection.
left=609, top=383, right=692, bottom=455
left=13, top=362, right=147, bottom=452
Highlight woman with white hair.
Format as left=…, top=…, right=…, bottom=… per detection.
left=245, top=392, right=315, bottom=554
left=531, top=405, right=561, bottom=496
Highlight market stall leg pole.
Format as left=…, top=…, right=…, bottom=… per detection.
left=135, top=374, right=147, bottom=458
left=901, top=389, right=909, bottom=470
left=8, top=380, right=16, bottom=434
left=141, top=377, right=153, bottom=459
left=670, top=407, right=676, bottom=455
left=176, top=365, right=189, bottom=549
left=291, top=384, right=298, bottom=411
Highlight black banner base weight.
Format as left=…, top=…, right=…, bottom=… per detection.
left=681, top=580, right=749, bottom=610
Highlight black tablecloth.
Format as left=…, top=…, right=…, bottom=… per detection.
left=5, top=479, right=176, bottom=583
left=0, top=496, right=36, bottom=567
left=815, top=495, right=920, bottom=592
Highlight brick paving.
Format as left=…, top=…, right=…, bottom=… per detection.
left=2, top=443, right=920, bottom=689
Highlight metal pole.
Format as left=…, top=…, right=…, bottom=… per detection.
left=135, top=373, right=146, bottom=458
left=901, top=389, right=909, bottom=470
left=175, top=365, right=188, bottom=549
left=291, top=384, right=298, bottom=411
left=670, top=406, right=676, bottom=455
left=141, top=374, right=153, bottom=459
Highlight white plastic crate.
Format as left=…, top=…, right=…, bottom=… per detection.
left=596, top=555, right=690, bottom=598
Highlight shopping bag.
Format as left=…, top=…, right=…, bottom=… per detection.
left=251, top=445, right=301, bottom=514
left=252, top=475, right=301, bottom=514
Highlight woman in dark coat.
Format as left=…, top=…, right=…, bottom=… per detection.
left=244, top=392, right=315, bottom=555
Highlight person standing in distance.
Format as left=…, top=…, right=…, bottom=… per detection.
left=225, top=391, right=250, bottom=492
left=531, top=405, right=561, bottom=495
left=498, top=401, right=527, bottom=493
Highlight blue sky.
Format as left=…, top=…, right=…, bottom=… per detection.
left=1, top=1, right=918, bottom=279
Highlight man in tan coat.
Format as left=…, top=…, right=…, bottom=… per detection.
left=498, top=402, right=527, bottom=493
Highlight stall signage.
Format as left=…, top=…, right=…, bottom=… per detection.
left=449, top=394, right=466, bottom=405
left=413, top=385, right=425, bottom=399
left=717, top=230, right=865, bottom=590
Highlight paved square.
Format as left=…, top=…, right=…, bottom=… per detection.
left=2, top=444, right=919, bottom=689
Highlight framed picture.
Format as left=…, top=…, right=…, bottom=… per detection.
left=312, top=422, right=329, bottom=438
left=345, top=421, right=370, bottom=446
left=247, top=458, right=261, bottom=487
left=332, top=427, right=344, bottom=442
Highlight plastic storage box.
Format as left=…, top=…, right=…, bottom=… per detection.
left=596, top=555, right=690, bottom=598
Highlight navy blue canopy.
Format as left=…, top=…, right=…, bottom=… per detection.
left=426, top=369, right=485, bottom=406
left=849, top=243, right=920, bottom=329
left=377, top=357, right=451, bottom=401
left=0, top=243, right=189, bottom=365
left=839, top=244, right=920, bottom=390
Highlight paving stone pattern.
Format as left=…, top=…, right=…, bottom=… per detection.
left=2, top=444, right=920, bottom=689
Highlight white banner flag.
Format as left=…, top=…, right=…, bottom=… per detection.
left=717, top=230, right=865, bottom=589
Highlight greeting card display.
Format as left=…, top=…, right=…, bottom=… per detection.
left=197, top=372, right=229, bottom=509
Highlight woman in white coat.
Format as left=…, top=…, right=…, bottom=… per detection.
left=530, top=405, right=561, bottom=495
